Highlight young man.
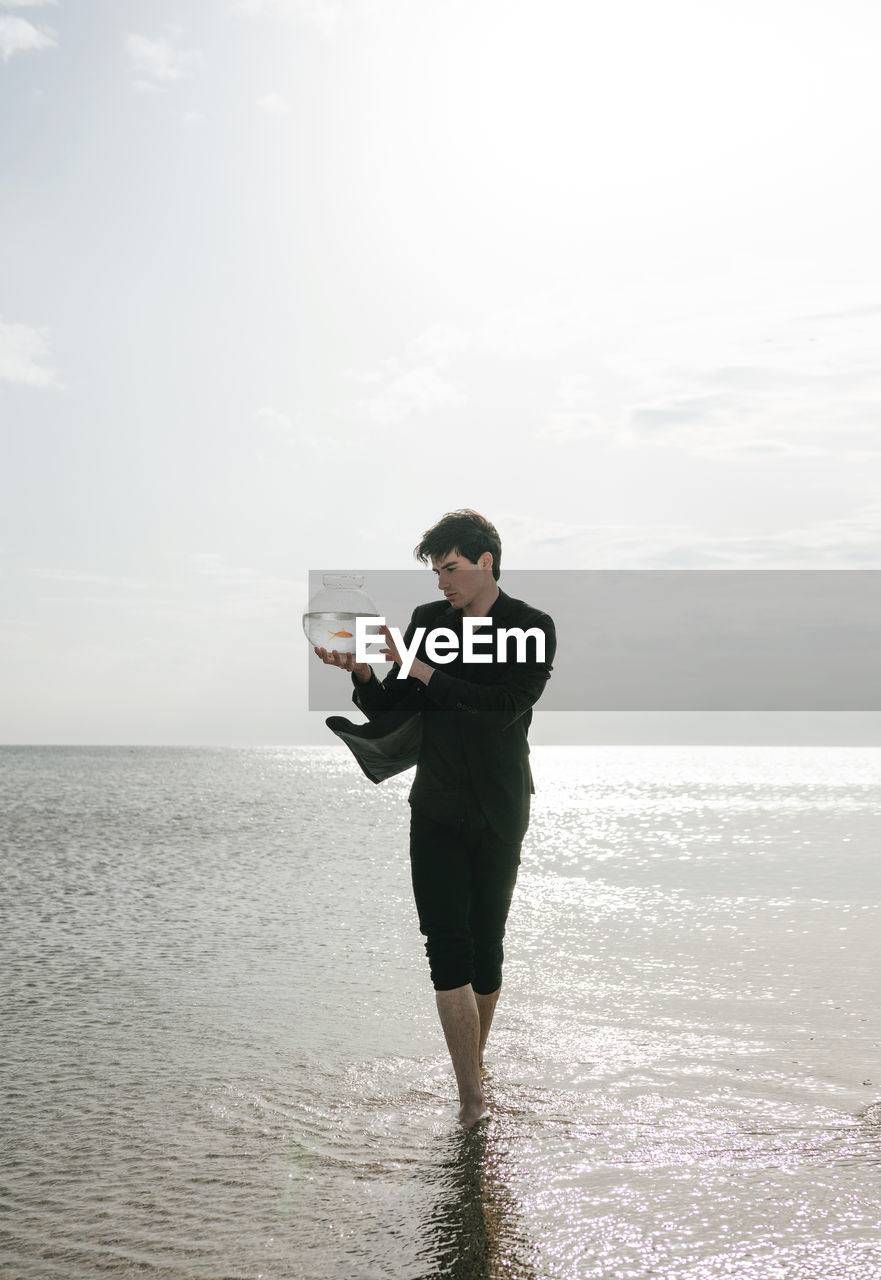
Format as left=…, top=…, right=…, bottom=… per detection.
left=314, top=510, right=555, bottom=1127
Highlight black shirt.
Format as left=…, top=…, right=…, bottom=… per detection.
left=351, top=587, right=556, bottom=841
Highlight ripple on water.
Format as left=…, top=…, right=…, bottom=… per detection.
left=2, top=745, right=881, bottom=1278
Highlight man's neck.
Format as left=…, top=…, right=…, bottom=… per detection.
left=462, top=581, right=500, bottom=618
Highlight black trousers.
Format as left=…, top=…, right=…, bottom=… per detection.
left=409, top=810, right=523, bottom=994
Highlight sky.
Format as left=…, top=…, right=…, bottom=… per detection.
left=1, top=0, right=880, bottom=745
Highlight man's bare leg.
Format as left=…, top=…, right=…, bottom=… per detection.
left=435, top=985, right=488, bottom=1127
left=475, top=987, right=500, bottom=1068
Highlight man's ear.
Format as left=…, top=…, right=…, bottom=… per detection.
left=479, top=552, right=493, bottom=572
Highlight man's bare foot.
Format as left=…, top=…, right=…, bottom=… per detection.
left=458, top=1096, right=490, bottom=1128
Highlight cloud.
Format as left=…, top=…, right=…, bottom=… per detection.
left=500, top=504, right=881, bottom=570
left=795, top=303, right=881, bottom=324
left=365, top=364, right=466, bottom=425
left=533, top=301, right=881, bottom=462
left=407, top=322, right=470, bottom=366
left=126, top=30, right=202, bottom=92
left=0, top=12, right=55, bottom=60
left=402, top=303, right=598, bottom=370
left=479, top=303, right=579, bottom=360
left=256, top=91, right=291, bottom=115
left=535, top=372, right=616, bottom=444
left=0, top=317, right=55, bottom=386
left=35, top=569, right=147, bottom=590
left=537, top=410, right=609, bottom=445
left=29, top=557, right=293, bottom=623
left=231, top=0, right=341, bottom=36
left=185, top=553, right=295, bottom=621
left=624, top=362, right=881, bottom=460
left=347, top=319, right=473, bottom=426
left=254, top=405, right=294, bottom=432
left=252, top=405, right=343, bottom=452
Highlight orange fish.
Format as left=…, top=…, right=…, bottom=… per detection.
left=327, top=629, right=354, bottom=639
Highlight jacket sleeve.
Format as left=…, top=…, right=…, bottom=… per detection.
left=423, top=613, right=556, bottom=730
left=350, top=608, right=425, bottom=720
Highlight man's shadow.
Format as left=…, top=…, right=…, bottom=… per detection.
left=417, top=1097, right=538, bottom=1280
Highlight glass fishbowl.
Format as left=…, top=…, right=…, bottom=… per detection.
left=302, top=573, right=380, bottom=656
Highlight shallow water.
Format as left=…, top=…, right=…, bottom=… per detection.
left=1, top=744, right=879, bottom=1278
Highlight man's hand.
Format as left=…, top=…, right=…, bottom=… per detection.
left=313, top=647, right=372, bottom=683
left=379, top=625, right=434, bottom=685
left=378, top=624, right=402, bottom=667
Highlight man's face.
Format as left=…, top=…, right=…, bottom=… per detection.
left=430, top=549, right=492, bottom=610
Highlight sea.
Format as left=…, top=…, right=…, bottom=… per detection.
left=1, top=744, right=879, bottom=1280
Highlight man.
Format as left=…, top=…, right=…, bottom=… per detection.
left=314, top=510, right=555, bottom=1127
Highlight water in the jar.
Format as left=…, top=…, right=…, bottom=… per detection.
left=303, top=611, right=378, bottom=654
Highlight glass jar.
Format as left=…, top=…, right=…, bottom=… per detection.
left=302, top=574, right=379, bottom=656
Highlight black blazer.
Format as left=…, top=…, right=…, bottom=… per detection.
left=339, top=586, right=556, bottom=843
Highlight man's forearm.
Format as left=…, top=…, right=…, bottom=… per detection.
left=407, top=658, right=435, bottom=685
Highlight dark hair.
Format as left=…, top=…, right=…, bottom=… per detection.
left=413, top=509, right=502, bottom=581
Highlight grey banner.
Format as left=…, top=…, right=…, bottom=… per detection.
left=305, top=570, right=881, bottom=712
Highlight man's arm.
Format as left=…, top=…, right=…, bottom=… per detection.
left=350, top=609, right=425, bottom=720
left=409, top=614, right=556, bottom=731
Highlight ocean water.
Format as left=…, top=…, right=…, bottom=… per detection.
left=1, top=744, right=879, bottom=1280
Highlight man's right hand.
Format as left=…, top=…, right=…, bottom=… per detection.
left=313, top=647, right=372, bottom=683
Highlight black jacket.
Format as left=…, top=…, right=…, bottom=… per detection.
left=344, top=586, right=555, bottom=843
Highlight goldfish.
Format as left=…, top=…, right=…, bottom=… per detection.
left=327, top=628, right=354, bottom=639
